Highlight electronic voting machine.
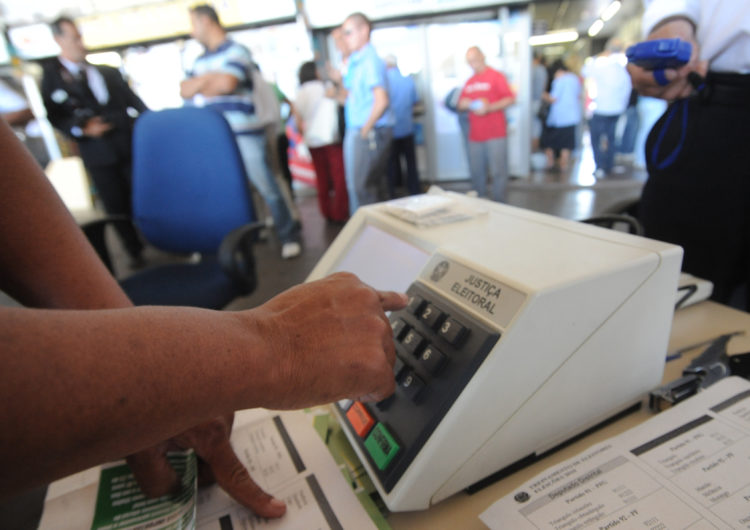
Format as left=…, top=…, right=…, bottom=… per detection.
left=306, top=189, right=683, bottom=511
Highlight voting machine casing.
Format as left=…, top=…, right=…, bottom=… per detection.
left=306, top=191, right=683, bottom=511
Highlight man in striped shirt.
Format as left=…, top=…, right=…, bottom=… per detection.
left=180, top=4, right=300, bottom=259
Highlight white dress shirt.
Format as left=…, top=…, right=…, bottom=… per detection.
left=643, top=0, right=750, bottom=73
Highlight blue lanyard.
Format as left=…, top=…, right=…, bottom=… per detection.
left=649, top=74, right=707, bottom=171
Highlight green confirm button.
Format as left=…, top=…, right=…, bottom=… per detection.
left=364, top=423, right=400, bottom=470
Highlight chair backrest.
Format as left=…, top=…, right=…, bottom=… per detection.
left=132, top=107, right=256, bottom=254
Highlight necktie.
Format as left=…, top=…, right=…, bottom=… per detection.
left=75, top=65, right=99, bottom=107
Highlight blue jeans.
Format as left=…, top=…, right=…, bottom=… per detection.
left=589, top=113, right=620, bottom=173
left=468, top=137, right=508, bottom=202
left=235, top=133, right=297, bottom=244
left=617, top=105, right=640, bottom=155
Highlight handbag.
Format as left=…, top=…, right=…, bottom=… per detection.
left=305, top=97, right=340, bottom=147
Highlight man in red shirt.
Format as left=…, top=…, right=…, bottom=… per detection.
left=458, top=46, right=515, bottom=202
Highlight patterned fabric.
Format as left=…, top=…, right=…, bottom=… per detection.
left=188, top=40, right=260, bottom=132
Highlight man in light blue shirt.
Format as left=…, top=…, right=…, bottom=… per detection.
left=385, top=54, right=420, bottom=197
left=181, top=4, right=300, bottom=259
left=332, top=12, right=394, bottom=214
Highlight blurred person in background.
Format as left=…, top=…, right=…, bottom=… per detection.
left=328, top=13, right=394, bottom=214
left=457, top=46, right=515, bottom=202
left=384, top=54, right=421, bottom=198
left=582, top=39, right=632, bottom=178
left=540, top=60, right=582, bottom=172
left=615, top=88, right=640, bottom=163
left=531, top=53, right=548, bottom=153
left=181, top=4, right=301, bottom=259
left=294, top=61, right=348, bottom=223
left=42, top=16, right=146, bottom=267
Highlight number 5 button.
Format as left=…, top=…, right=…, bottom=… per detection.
left=401, top=329, right=426, bottom=356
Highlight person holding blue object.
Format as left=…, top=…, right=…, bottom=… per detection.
left=180, top=5, right=301, bottom=259
left=329, top=12, right=394, bottom=214
left=540, top=60, right=582, bottom=172
left=629, top=0, right=750, bottom=308
left=384, top=54, right=421, bottom=198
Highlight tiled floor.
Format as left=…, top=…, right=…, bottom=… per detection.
left=0, top=142, right=648, bottom=529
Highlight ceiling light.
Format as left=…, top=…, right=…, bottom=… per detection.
left=529, top=30, right=579, bottom=47
left=601, top=1, right=622, bottom=22
left=588, top=19, right=605, bottom=37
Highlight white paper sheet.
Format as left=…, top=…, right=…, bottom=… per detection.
left=38, top=409, right=376, bottom=530
left=480, top=376, right=750, bottom=530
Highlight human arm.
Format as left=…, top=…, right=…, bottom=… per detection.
left=472, top=95, right=515, bottom=116
left=180, top=72, right=240, bottom=99
left=627, top=16, right=707, bottom=101
left=359, top=85, right=389, bottom=138
left=326, top=64, right=348, bottom=104
left=0, top=274, right=406, bottom=495
left=0, top=120, right=407, bottom=508
left=2, top=107, right=34, bottom=127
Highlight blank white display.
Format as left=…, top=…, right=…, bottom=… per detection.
left=332, top=224, right=430, bottom=293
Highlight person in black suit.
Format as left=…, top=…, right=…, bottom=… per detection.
left=42, top=16, right=146, bottom=264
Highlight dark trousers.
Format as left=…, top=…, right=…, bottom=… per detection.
left=387, top=134, right=420, bottom=197
left=309, top=143, right=349, bottom=222
left=87, top=162, right=143, bottom=258
left=277, top=132, right=293, bottom=197
left=640, top=73, right=750, bottom=308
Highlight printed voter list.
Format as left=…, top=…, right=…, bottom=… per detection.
left=481, top=377, right=750, bottom=530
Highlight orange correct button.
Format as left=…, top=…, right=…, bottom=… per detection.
left=346, top=402, right=376, bottom=438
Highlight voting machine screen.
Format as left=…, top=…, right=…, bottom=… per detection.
left=306, top=190, right=683, bottom=512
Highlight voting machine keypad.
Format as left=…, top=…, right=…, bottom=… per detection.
left=337, top=282, right=500, bottom=492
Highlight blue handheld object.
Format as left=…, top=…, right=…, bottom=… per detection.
left=626, top=38, right=692, bottom=70
left=653, top=69, right=670, bottom=86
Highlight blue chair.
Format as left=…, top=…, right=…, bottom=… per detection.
left=83, top=107, right=261, bottom=308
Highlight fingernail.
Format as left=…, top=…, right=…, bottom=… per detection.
left=270, top=498, right=287, bottom=510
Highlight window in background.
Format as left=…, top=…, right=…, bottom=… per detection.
left=122, top=42, right=195, bottom=111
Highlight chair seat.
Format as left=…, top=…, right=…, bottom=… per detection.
left=121, top=256, right=238, bottom=308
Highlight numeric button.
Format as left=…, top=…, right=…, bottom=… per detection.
left=398, top=370, right=425, bottom=401
left=420, top=303, right=445, bottom=330
left=390, top=318, right=408, bottom=340
left=439, top=317, right=468, bottom=347
left=405, top=294, right=426, bottom=315
left=418, top=344, right=447, bottom=375
left=401, top=328, right=426, bottom=356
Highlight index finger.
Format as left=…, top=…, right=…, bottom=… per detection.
left=378, top=290, right=409, bottom=312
